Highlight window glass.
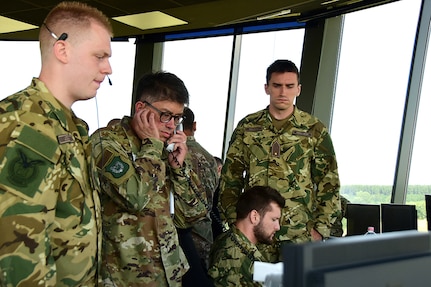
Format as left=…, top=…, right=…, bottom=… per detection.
left=0, top=41, right=41, bottom=97
left=331, top=0, right=421, bottom=203
left=162, top=36, right=234, bottom=158
left=407, top=18, right=431, bottom=225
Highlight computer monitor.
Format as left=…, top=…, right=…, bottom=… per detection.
left=426, top=195, right=431, bottom=231
left=381, top=203, right=417, bottom=233
left=346, top=203, right=381, bottom=235
left=283, top=230, right=431, bottom=287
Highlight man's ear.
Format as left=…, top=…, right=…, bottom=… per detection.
left=250, top=210, right=260, bottom=225
left=135, top=100, right=145, bottom=112
left=264, top=83, right=270, bottom=95
left=53, top=41, right=68, bottom=64
left=296, top=84, right=302, bottom=97
left=192, top=121, right=197, bottom=132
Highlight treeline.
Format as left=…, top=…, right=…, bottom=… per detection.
left=341, top=185, right=431, bottom=219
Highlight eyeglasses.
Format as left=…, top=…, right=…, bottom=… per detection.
left=143, top=101, right=184, bottom=125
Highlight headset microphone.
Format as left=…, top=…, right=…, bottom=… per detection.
left=107, top=76, right=112, bottom=86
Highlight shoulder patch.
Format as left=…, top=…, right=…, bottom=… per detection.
left=105, top=156, right=129, bottom=178
left=0, top=146, right=49, bottom=199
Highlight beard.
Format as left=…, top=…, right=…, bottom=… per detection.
left=253, top=222, right=274, bottom=245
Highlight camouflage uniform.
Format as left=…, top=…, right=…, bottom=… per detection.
left=208, top=225, right=265, bottom=287
left=0, top=78, right=101, bottom=286
left=220, top=106, right=340, bottom=261
left=91, top=116, right=208, bottom=287
left=186, top=135, right=218, bottom=268
left=330, top=195, right=350, bottom=237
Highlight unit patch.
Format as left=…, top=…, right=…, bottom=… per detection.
left=0, top=147, right=49, bottom=199
left=7, top=150, right=44, bottom=187
left=105, top=156, right=129, bottom=178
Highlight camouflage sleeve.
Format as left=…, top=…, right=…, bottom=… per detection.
left=171, top=158, right=208, bottom=228
left=91, top=130, right=165, bottom=212
left=206, top=157, right=219, bottom=207
left=188, top=145, right=219, bottom=207
left=219, top=123, right=247, bottom=224
left=311, top=129, right=341, bottom=238
left=0, top=122, right=61, bottom=286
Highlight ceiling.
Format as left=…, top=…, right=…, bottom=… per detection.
left=0, top=0, right=399, bottom=41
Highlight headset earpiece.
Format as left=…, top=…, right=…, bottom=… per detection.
left=58, top=33, right=68, bottom=41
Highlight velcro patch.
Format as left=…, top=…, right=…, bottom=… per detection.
left=104, top=156, right=129, bottom=178
left=0, top=147, right=49, bottom=199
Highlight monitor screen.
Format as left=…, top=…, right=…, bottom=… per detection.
left=283, top=230, right=431, bottom=287
left=346, top=203, right=381, bottom=235
left=381, top=203, right=417, bottom=233
left=425, top=195, right=431, bottom=231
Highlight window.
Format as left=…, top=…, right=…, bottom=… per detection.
left=0, top=41, right=40, bottom=97
left=406, top=6, right=431, bottom=217
left=331, top=0, right=424, bottom=230
left=162, top=36, right=234, bottom=158
left=331, top=0, right=421, bottom=197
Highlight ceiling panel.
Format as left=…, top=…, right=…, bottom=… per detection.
left=0, top=0, right=400, bottom=41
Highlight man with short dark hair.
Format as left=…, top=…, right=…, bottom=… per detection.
left=208, top=186, right=285, bottom=286
left=91, top=71, right=209, bottom=286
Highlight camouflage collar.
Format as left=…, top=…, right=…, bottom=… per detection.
left=32, top=78, right=79, bottom=134
left=264, top=105, right=316, bottom=129
left=186, top=135, right=195, bottom=142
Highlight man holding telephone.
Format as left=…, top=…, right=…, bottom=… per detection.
left=91, top=71, right=208, bottom=286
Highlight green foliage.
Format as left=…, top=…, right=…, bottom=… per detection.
left=341, top=185, right=431, bottom=220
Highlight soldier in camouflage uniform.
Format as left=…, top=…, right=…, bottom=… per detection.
left=182, top=107, right=218, bottom=277
left=208, top=186, right=285, bottom=286
left=219, top=59, right=341, bottom=262
left=0, top=2, right=112, bottom=286
left=91, top=72, right=209, bottom=287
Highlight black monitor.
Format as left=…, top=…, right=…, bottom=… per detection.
left=381, top=203, right=417, bottom=233
left=283, top=230, right=431, bottom=287
left=346, top=203, right=381, bottom=235
left=426, top=195, right=431, bottom=231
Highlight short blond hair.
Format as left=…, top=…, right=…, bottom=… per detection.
left=40, top=1, right=112, bottom=56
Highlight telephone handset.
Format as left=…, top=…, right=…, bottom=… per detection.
left=166, top=123, right=183, bottom=152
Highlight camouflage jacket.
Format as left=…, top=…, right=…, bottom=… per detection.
left=330, top=195, right=350, bottom=237
left=208, top=225, right=265, bottom=287
left=91, top=116, right=208, bottom=287
left=0, top=78, right=101, bottom=286
left=186, top=136, right=218, bottom=264
left=220, top=106, right=341, bottom=245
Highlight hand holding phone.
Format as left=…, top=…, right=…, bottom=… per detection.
left=166, top=123, right=183, bottom=152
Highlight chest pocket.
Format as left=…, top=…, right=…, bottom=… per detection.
left=243, top=127, right=315, bottom=199
left=0, top=124, right=60, bottom=203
